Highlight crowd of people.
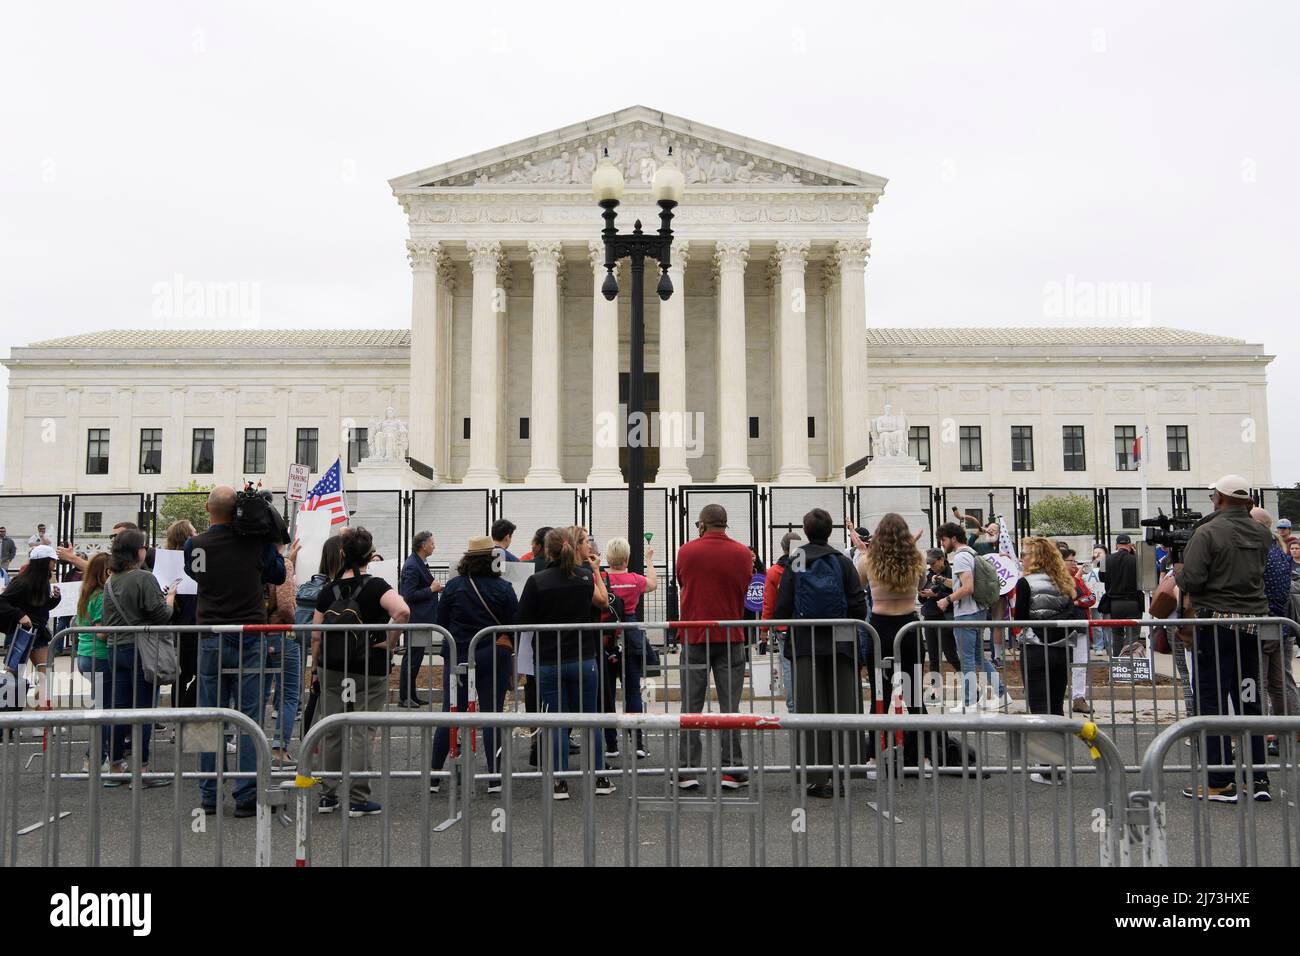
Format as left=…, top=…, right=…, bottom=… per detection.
left=1, top=471, right=1298, bottom=813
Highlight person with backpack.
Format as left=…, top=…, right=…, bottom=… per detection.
left=937, top=522, right=1009, bottom=712
left=773, top=508, right=868, bottom=796
left=294, top=536, right=344, bottom=736
left=101, top=529, right=177, bottom=788
left=674, top=505, right=756, bottom=790
left=429, top=535, right=520, bottom=794
left=309, top=527, right=410, bottom=816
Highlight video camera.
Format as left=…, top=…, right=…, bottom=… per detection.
left=234, top=482, right=290, bottom=545
left=1140, top=508, right=1202, bottom=565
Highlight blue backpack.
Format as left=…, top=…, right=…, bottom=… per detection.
left=793, top=553, right=848, bottom=620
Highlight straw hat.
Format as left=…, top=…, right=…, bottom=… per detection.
left=465, top=535, right=495, bottom=555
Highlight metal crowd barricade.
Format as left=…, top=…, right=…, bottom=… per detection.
left=892, top=614, right=1295, bottom=772
left=0, top=706, right=276, bottom=866
left=1131, top=715, right=1300, bottom=867
left=289, top=710, right=1128, bottom=867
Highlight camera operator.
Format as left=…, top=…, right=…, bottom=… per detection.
left=1174, top=474, right=1273, bottom=803
left=183, top=484, right=287, bottom=816
left=1099, top=534, right=1142, bottom=655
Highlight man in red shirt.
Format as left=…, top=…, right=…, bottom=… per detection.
left=674, top=504, right=755, bottom=789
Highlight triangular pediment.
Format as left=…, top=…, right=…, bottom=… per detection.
left=389, top=105, right=886, bottom=192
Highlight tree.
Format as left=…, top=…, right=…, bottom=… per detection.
left=157, top=480, right=213, bottom=535
left=1278, top=483, right=1300, bottom=523
left=1029, top=493, right=1095, bottom=536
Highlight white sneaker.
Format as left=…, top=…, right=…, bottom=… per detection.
left=225, top=739, right=238, bottom=754
left=980, top=693, right=1012, bottom=711
left=865, top=758, right=878, bottom=781
left=1028, top=772, right=1055, bottom=786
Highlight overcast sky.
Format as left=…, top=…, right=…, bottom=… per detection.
left=2, top=0, right=1296, bottom=484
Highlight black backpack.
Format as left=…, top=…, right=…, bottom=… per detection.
left=320, top=575, right=372, bottom=673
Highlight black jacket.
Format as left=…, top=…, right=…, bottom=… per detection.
left=773, top=543, right=867, bottom=657
left=1100, top=548, right=1140, bottom=604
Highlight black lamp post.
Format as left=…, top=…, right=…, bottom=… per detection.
left=592, top=148, right=685, bottom=575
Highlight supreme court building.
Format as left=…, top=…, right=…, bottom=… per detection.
left=0, top=106, right=1276, bottom=499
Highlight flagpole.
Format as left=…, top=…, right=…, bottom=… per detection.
left=338, top=456, right=351, bottom=528
left=1140, top=424, right=1150, bottom=520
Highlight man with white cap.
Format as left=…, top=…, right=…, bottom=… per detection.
left=1175, top=474, right=1273, bottom=803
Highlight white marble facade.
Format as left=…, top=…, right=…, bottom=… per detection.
left=0, top=107, right=1277, bottom=495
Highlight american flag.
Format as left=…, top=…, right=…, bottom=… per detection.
left=300, top=457, right=348, bottom=526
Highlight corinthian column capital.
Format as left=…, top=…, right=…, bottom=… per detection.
left=406, top=239, right=439, bottom=272
left=833, top=238, right=871, bottom=271
left=713, top=238, right=749, bottom=272
left=527, top=239, right=565, bottom=272
left=467, top=239, right=502, bottom=272
left=775, top=238, right=811, bottom=272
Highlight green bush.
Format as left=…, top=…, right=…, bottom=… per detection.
left=157, top=480, right=213, bottom=535
left=1029, top=493, right=1095, bottom=536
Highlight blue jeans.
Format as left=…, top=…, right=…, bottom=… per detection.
left=431, top=641, right=514, bottom=773
left=106, top=643, right=157, bottom=764
left=198, top=634, right=265, bottom=807
left=778, top=634, right=795, bottom=712
left=267, top=635, right=302, bottom=750
left=954, top=610, right=1002, bottom=706
left=537, top=657, right=602, bottom=773
left=603, top=619, right=647, bottom=751
left=76, top=655, right=112, bottom=765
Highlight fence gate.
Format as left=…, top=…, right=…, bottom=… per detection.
left=940, top=486, right=1021, bottom=542
left=853, top=484, right=935, bottom=546
left=1022, top=486, right=1103, bottom=552
left=1101, top=486, right=1176, bottom=549
left=408, top=488, right=491, bottom=571
left=68, top=493, right=146, bottom=554
left=495, top=488, right=581, bottom=551
left=767, top=485, right=848, bottom=564
left=678, top=484, right=759, bottom=554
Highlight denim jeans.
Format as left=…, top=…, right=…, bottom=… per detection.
left=431, top=641, right=514, bottom=773
left=603, top=615, right=647, bottom=751
left=778, top=635, right=795, bottom=712
left=954, top=610, right=1002, bottom=706
left=76, top=654, right=112, bottom=765
left=198, top=634, right=265, bottom=807
left=267, top=634, right=302, bottom=750
left=106, top=643, right=157, bottom=764
left=537, top=657, right=602, bottom=773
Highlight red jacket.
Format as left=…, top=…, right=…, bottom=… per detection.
left=761, top=562, right=785, bottom=623
left=675, top=530, right=754, bottom=643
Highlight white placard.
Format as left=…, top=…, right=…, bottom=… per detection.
left=286, top=463, right=310, bottom=502
left=152, top=547, right=197, bottom=595
left=293, top=508, right=335, bottom=588
left=50, top=580, right=81, bottom=618
left=367, top=559, right=400, bottom=589
left=986, top=553, right=1022, bottom=596
left=500, top=561, right=535, bottom=599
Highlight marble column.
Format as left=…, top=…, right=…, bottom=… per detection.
left=586, top=241, right=623, bottom=485
left=405, top=239, right=441, bottom=480
left=656, top=239, right=693, bottom=485
left=822, top=256, right=843, bottom=479
left=435, top=251, right=456, bottom=480
left=525, top=240, right=564, bottom=484
left=713, top=239, right=754, bottom=483
left=113, top=386, right=135, bottom=491
left=463, top=240, right=504, bottom=484
left=835, top=239, right=871, bottom=472
left=775, top=239, right=814, bottom=482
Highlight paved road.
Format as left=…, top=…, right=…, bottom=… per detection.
left=4, top=723, right=1294, bottom=866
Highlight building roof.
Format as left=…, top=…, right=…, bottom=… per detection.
left=20, top=326, right=1251, bottom=351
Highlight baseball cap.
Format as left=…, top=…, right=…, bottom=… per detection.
left=1115, top=534, right=1132, bottom=545
left=1208, top=474, right=1252, bottom=500
left=29, top=545, right=57, bottom=561
left=1278, top=518, right=1293, bottom=530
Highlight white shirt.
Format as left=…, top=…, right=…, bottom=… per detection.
left=950, top=547, right=980, bottom=617
left=28, top=532, right=50, bottom=550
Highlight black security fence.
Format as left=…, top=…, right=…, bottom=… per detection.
left=3, top=482, right=1294, bottom=585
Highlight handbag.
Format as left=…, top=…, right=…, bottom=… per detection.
left=104, top=577, right=179, bottom=685
left=466, top=576, right=512, bottom=650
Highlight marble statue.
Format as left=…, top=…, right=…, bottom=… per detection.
left=365, top=406, right=409, bottom=462
left=870, top=404, right=909, bottom=459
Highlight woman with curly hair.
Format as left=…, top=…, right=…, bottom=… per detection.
left=1013, top=537, right=1083, bottom=741
left=858, top=513, right=927, bottom=766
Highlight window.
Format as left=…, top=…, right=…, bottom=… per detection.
left=1114, top=425, right=1138, bottom=471
left=748, top=417, right=759, bottom=439
left=295, top=428, right=319, bottom=472
left=908, top=426, right=931, bottom=471
left=191, top=428, right=214, bottom=474
left=84, top=512, right=102, bottom=534
left=347, top=427, right=369, bottom=473
left=1121, top=508, right=1140, bottom=529
left=1062, top=425, right=1086, bottom=472
left=138, top=428, right=163, bottom=475
left=86, top=429, right=110, bottom=475
left=1167, top=425, right=1190, bottom=472
left=1010, top=425, right=1034, bottom=472
left=965, top=508, right=985, bottom=526
left=807, top=417, right=816, bottom=439
left=462, top=418, right=471, bottom=441
left=243, top=428, right=267, bottom=474
left=959, top=426, right=982, bottom=472
left=519, top=418, right=529, bottom=440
